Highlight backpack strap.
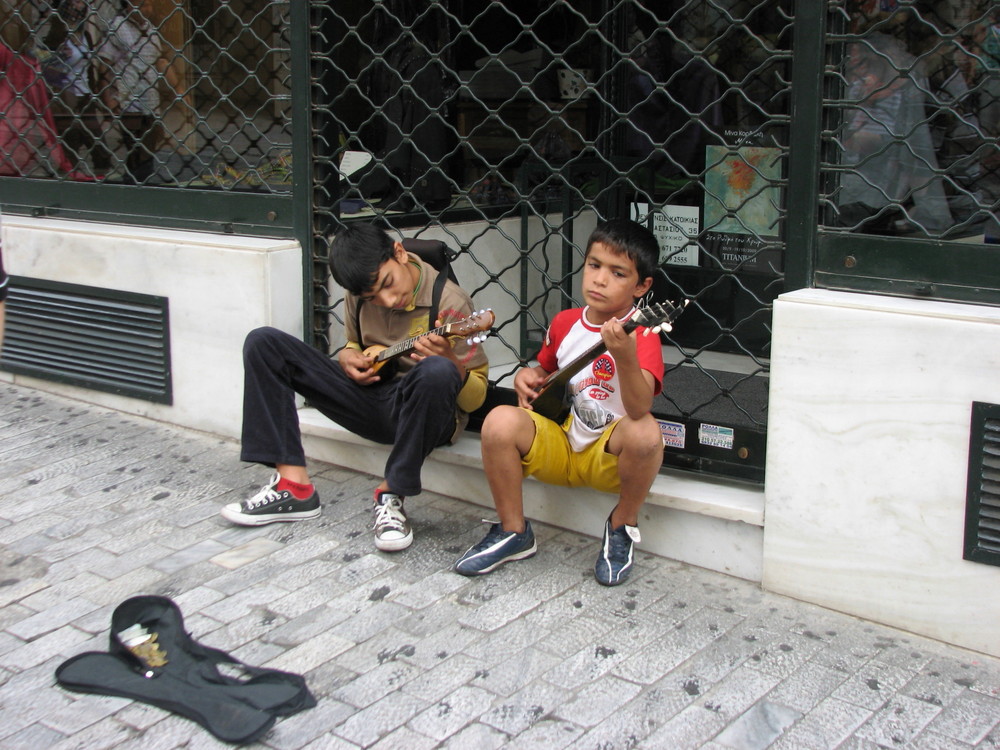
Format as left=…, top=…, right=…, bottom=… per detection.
left=428, top=253, right=449, bottom=327
left=353, top=295, right=365, bottom=350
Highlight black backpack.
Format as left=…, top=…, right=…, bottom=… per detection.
left=353, top=238, right=458, bottom=350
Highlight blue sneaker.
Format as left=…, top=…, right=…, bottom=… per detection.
left=595, top=516, right=640, bottom=586
left=454, top=521, right=537, bottom=576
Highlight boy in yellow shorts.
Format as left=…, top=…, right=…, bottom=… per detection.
left=454, top=219, right=666, bottom=585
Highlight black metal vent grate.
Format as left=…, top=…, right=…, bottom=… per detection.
left=0, top=277, right=171, bottom=404
left=964, top=402, right=1000, bottom=567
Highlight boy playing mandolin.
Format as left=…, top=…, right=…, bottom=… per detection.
left=222, top=223, right=490, bottom=553
left=455, top=219, right=670, bottom=585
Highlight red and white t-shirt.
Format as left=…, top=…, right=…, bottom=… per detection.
left=537, top=306, right=664, bottom=451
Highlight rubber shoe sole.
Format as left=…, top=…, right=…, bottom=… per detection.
left=221, top=502, right=321, bottom=526
left=220, top=483, right=321, bottom=527
left=460, top=542, right=536, bottom=575
left=374, top=530, right=413, bottom=552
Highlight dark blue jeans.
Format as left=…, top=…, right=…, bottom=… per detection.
left=240, top=327, right=462, bottom=497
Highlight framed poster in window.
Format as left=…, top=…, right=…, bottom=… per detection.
left=702, top=143, right=782, bottom=274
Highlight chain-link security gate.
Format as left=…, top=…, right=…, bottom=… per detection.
left=10, top=2, right=1000, bottom=481
left=311, top=0, right=793, bottom=482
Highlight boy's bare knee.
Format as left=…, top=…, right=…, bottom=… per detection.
left=482, top=405, right=527, bottom=441
left=616, top=416, right=663, bottom=459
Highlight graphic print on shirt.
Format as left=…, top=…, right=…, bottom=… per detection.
left=570, top=354, right=618, bottom=431
left=407, top=312, right=429, bottom=339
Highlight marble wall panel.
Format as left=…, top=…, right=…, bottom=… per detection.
left=764, top=289, right=1000, bottom=657
left=1, top=216, right=302, bottom=439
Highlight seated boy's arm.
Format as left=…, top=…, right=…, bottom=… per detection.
left=620, top=368, right=657, bottom=420
left=413, top=327, right=467, bottom=377
left=456, top=362, right=489, bottom=413
left=422, top=295, right=490, bottom=408
left=604, top=322, right=657, bottom=419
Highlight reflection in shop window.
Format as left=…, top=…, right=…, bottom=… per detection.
left=829, top=1, right=1000, bottom=241
left=0, top=0, right=291, bottom=191
left=330, top=0, right=790, bottom=223
left=333, top=1, right=605, bottom=217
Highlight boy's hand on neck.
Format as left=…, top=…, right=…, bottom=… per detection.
left=600, top=318, right=638, bottom=361
left=411, top=332, right=466, bottom=381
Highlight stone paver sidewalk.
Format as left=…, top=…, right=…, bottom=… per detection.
left=1, top=382, right=999, bottom=749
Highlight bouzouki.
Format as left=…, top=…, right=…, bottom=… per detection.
left=363, top=308, right=494, bottom=374
left=530, top=300, right=688, bottom=423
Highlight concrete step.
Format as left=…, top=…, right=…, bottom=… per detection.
left=299, top=408, right=765, bottom=582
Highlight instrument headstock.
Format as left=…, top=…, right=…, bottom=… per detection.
left=445, top=308, right=494, bottom=345
left=632, top=299, right=689, bottom=335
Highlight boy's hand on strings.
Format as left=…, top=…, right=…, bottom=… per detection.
left=339, top=348, right=381, bottom=385
left=515, top=366, right=548, bottom=409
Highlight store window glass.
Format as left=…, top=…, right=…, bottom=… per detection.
left=329, top=0, right=606, bottom=217
left=0, top=0, right=291, bottom=192
left=825, top=0, right=1000, bottom=241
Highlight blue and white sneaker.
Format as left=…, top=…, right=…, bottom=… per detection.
left=454, top=520, right=537, bottom=576
left=595, top=516, right=640, bottom=586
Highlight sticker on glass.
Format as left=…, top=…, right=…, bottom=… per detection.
left=698, top=423, right=734, bottom=450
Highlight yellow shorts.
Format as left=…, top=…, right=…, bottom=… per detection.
left=521, top=409, right=621, bottom=493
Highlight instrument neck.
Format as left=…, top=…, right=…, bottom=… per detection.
left=374, top=321, right=449, bottom=363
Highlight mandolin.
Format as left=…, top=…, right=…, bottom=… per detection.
left=530, top=300, right=688, bottom=423
left=363, top=308, right=494, bottom=373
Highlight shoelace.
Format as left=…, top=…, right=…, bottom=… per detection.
left=605, top=525, right=634, bottom=559
left=373, top=497, right=405, bottom=530
left=471, top=520, right=510, bottom=551
left=245, top=484, right=280, bottom=510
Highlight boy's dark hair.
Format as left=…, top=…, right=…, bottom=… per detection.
left=328, top=224, right=397, bottom=296
left=586, top=219, right=659, bottom=282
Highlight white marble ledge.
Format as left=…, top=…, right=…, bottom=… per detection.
left=3, top=215, right=299, bottom=252
left=298, top=407, right=765, bottom=527
left=781, top=288, right=1000, bottom=324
